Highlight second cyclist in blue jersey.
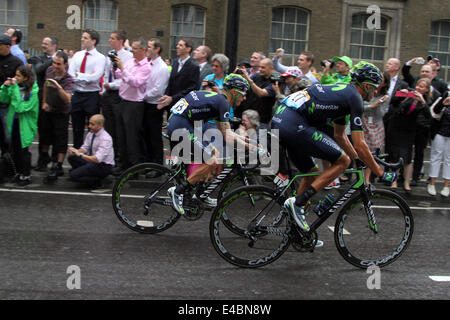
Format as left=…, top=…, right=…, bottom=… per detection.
left=163, top=74, right=260, bottom=214
left=272, top=62, right=397, bottom=232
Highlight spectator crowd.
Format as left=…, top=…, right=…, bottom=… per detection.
left=0, top=27, right=449, bottom=197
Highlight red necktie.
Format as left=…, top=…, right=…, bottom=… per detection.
left=80, top=51, right=89, bottom=73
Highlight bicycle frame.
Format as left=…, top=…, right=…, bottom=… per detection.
left=148, top=161, right=254, bottom=208
left=253, top=166, right=371, bottom=235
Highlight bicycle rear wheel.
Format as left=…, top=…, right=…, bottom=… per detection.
left=334, top=189, right=414, bottom=269
left=112, top=163, right=181, bottom=234
left=210, top=185, right=291, bottom=268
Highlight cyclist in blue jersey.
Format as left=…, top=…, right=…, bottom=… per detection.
left=271, top=62, right=397, bottom=233
left=164, top=74, right=259, bottom=214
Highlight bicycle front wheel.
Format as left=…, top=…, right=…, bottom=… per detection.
left=334, top=189, right=414, bottom=269
left=210, top=185, right=291, bottom=268
left=112, top=163, right=181, bottom=234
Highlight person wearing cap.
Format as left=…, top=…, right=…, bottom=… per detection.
left=273, top=67, right=310, bottom=108
left=0, top=34, right=23, bottom=155
left=320, top=56, right=353, bottom=85
left=319, top=56, right=354, bottom=187
left=427, top=55, right=448, bottom=96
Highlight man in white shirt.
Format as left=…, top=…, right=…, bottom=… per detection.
left=272, top=49, right=319, bottom=84
left=102, top=30, right=133, bottom=161
left=193, top=45, right=213, bottom=86
left=68, top=29, right=106, bottom=149
left=143, top=38, right=170, bottom=165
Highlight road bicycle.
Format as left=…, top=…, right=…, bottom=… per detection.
left=111, top=125, right=290, bottom=234
left=209, top=156, right=414, bottom=269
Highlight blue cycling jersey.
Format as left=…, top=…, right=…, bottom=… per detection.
left=170, top=90, right=231, bottom=124
left=278, top=83, right=364, bottom=132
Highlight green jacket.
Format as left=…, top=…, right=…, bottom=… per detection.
left=0, top=82, right=39, bottom=149
left=320, top=73, right=352, bottom=85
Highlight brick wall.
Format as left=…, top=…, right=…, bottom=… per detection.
left=24, top=0, right=449, bottom=80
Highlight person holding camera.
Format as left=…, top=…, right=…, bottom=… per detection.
left=238, top=58, right=276, bottom=125
left=272, top=49, right=318, bottom=84
left=386, top=78, right=433, bottom=192
left=202, top=53, right=230, bottom=92
left=0, top=66, right=39, bottom=187
left=0, top=34, right=22, bottom=156
left=112, top=38, right=152, bottom=175
left=320, top=56, right=353, bottom=85
left=402, top=58, right=441, bottom=186
left=102, top=30, right=133, bottom=163
left=272, top=66, right=309, bottom=110
left=405, top=56, right=447, bottom=96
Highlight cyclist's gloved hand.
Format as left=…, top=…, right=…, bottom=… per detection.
left=256, top=147, right=267, bottom=157
left=256, top=147, right=271, bottom=165
left=380, top=171, right=397, bottom=184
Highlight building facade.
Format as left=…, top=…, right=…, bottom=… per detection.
left=1, top=0, right=449, bottom=82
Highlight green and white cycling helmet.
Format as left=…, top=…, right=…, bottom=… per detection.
left=223, top=73, right=250, bottom=95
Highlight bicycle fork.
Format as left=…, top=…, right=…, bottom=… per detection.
left=361, top=187, right=378, bottom=233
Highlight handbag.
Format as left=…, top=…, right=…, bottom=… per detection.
left=430, top=97, right=444, bottom=120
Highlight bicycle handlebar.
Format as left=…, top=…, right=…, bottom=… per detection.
left=374, top=156, right=404, bottom=171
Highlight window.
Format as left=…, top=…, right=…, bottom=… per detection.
left=348, top=13, right=389, bottom=62
left=83, top=0, right=118, bottom=54
left=429, top=20, right=450, bottom=83
left=0, top=0, right=28, bottom=49
left=340, top=1, right=404, bottom=65
left=170, top=5, right=206, bottom=59
left=270, top=7, right=309, bottom=66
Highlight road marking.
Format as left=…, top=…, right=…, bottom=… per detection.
left=0, top=188, right=112, bottom=197
left=429, top=276, right=450, bottom=282
left=328, top=226, right=350, bottom=234
left=0, top=188, right=449, bottom=211
left=374, top=205, right=450, bottom=211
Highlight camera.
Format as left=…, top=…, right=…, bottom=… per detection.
left=270, top=74, right=285, bottom=84
left=203, top=80, right=216, bottom=88
left=236, top=67, right=247, bottom=75
left=108, top=50, right=118, bottom=69
left=320, top=59, right=335, bottom=68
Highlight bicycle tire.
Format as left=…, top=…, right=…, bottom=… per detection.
left=112, top=163, right=182, bottom=234
left=334, top=189, right=414, bottom=269
left=210, top=185, right=291, bottom=268
left=217, top=171, right=292, bottom=237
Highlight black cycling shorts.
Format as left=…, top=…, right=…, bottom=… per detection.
left=271, top=107, right=343, bottom=173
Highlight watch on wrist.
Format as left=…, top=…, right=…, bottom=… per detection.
left=79, top=152, right=84, bottom=158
